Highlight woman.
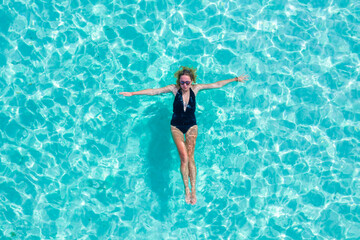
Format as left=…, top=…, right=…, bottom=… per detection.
left=119, top=66, right=248, bottom=205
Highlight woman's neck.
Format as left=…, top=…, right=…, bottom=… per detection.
left=181, top=87, right=191, bottom=94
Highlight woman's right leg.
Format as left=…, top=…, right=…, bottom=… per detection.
left=170, top=126, right=191, bottom=204
left=185, top=125, right=198, bottom=205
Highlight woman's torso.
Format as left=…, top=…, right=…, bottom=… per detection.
left=170, top=87, right=197, bottom=126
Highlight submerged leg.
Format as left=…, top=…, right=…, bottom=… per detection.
left=171, top=126, right=191, bottom=204
left=185, top=125, right=198, bottom=205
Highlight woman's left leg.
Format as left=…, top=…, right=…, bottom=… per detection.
left=185, top=125, right=198, bottom=205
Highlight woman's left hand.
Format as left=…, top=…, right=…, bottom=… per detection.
left=235, top=74, right=249, bottom=82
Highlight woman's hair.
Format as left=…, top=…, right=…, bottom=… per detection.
left=174, top=66, right=197, bottom=87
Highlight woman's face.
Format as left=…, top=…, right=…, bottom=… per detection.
left=179, top=75, right=192, bottom=91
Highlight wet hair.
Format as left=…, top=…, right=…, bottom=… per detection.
left=174, top=66, right=197, bottom=87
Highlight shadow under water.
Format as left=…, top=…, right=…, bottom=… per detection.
left=144, top=103, right=174, bottom=220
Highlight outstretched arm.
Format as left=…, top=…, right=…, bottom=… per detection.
left=195, top=74, right=249, bottom=92
left=119, top=84, right=176, bottom=96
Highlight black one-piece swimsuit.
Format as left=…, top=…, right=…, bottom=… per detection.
left=170, top=88, right=197, bottom=134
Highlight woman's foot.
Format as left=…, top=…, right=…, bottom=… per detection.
left=185, top=188, right=191, bottom=204
left=190, top=191, right=197, bottom=205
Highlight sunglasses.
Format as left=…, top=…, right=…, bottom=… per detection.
left=180, top=81, right=191, bottom=85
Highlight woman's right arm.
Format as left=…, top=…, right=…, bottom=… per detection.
left=119, top=84, right=176, bottom=96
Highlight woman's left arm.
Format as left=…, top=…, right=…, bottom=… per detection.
left=195, top=74, right=249, bottom=92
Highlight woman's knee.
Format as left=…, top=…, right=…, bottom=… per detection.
left=179, top=152, right=188, bottom=165
left=186, top=146, right=195, bottom=158
left=188, top=156, right=195, bottom=165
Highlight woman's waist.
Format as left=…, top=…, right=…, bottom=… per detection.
left=171, top=112, right=196, bottom=119
left=171, top=113, right=196, bottom=124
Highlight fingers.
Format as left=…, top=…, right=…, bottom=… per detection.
left=237, top=74, right=249, bottom=82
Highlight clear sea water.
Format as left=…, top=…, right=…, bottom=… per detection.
left=0, top=0, right=359, bottom=239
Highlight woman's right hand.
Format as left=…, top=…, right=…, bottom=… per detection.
left=119, top=92, right=133, bottom=96
left=235, top=74, right=249, bottom=82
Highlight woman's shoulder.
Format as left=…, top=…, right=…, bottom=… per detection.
left=168, top=84, right=179, bottom=95
left=191, top=84, right=202, bottom=95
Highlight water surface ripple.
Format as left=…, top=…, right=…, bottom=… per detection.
left=0, top=0, right=359, bottom=239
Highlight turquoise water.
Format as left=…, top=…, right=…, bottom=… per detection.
left=0, top=0, right=359, bottom=239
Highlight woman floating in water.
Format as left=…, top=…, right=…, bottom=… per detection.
left=119, top=66, right=248, bottom=205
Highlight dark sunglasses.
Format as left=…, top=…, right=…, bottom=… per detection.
left=180, top=81, right=191, bottom=85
